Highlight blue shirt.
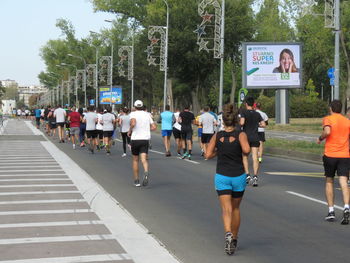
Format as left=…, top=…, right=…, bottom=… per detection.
left=35, top=109, right=41, bottom=118
left=161, top=111, right=174, bottom=130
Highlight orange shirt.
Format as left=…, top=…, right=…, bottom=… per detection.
left=323, top=113, right=350, bottom=158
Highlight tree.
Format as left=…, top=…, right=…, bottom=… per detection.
left=0, top=81, right=5, bottom=99
left=3, top=85, right=18, bottom=100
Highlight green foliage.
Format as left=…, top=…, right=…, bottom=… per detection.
left=290, top=95, right=328, bottom=118
left=0, top=81, right=5, bottom=99
left=256, top=95, right=275, bottom=117
left=3, top=86, right=18, bottom=100
left=305, top=79, right=319, bottom=99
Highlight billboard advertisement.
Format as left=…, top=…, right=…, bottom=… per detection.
left=242, top=42, right=302, bottom=89
left=99, top=86, right=122, bottom=105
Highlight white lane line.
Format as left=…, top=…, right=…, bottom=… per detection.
left=0, top=162, right=58, bottom=165
left=0, top=184, right=74, bottom=188
left=0, top=220, right=103, bottom=228
left=0, top=253, right=131, bottom=263
left=0, top=179, right=70, bottom=182
left=0, top=156, right=52, bottom=157
left=0, top=209, right=92, bottom=216
left=0, top=199, right=85, bottom=205
left=24, top=120, right=42, bottom=135
left=0, top=175, right=67, bottom=177
left=0, top=234, right=115, bottom=245
left=0, top=166, right=60, bottom=170
left=177, top=157, right=200, bottom=164
left=0, top=191, right=80, bottom=196
left=0, top=170, right=63, bottom=172
left=286, top=191, right=343, bottom=210
left=149, top=149, right=165, bottom=155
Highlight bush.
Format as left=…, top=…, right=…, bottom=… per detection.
left=256, top=95, right=275, bottom=118
left=290, top=95, right=328, bottom=118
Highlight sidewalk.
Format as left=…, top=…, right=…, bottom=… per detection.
left=0, top=119, right=180, bottom=263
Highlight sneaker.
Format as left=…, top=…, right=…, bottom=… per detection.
left=106, top=151, right=111, bottom=156
left=134, top=179, right=141, bottom=187
left=80, top=142, right=85, bottom=147
left=142, top=172, right=149, bottom=186
left=122, top=153, right=127, bottom=157
left=325, top=211, right=335, bottom=221
left=246, top=175, right=251, bottom=185
left=187, top=154, right=192, bottom=160
left=224, top=232, right=237, bottom=255
left=73, top=144, right=76, bottom=149
left=341, top=208, right=349, bottom=225
left=258, top=157, right=262, bottom=163
left=128, top=144, right=131, bottom=151
left=201, top=149, right=204, bottom=156
left=252, top=176, right=258, bottom=187
left=165, top=151, right=171, bottom=157
left=181, top=152, right=188, bottom=159
left=177, top=152, right=181, bottom=157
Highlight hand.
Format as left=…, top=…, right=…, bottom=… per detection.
left=127, top=131, right=131, bottom=137
left=316, top=138, right=322, bottom=144
left=281, top=63, right=286, bottom=73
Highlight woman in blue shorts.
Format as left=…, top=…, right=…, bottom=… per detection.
left=206, top=104, right=250, bottom=255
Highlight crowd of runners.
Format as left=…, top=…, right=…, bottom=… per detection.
left=30, top=97, right=349, bottom=256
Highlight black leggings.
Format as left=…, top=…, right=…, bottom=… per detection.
left=121, top=132, right=131, bottom=153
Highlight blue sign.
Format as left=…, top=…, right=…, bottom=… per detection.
left=99, top=86, right=122, bottom=105
left=89, top=99, right=95, bottom=105
left=327, top=68, right=335, bottom=79
left=330, top=78, right=335, bottom=86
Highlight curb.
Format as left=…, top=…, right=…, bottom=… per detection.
left=265, top=146, right=322, bottom=165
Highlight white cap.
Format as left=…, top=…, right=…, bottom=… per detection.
left=134, top=100, right=143, bottom=107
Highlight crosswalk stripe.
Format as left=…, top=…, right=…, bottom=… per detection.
left=0, top=220, right=103, bottom=228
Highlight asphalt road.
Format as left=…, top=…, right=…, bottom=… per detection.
left=49, top=131, right=348, bottom=263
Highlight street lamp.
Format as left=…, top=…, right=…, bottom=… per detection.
left=104, top=20, right=114, bottom=108
left=68, top=54, right=87, bottom=107
left=90, top=31, right=100, bottom=108
left=163, top=0, right=169, bottom=112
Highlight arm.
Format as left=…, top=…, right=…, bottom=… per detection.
left=128, top=118, right=136, bottom=137
left=150, top=122, right=157, bottom=131
left=205, top=133, right=217, bottom=159
left=239, top=132, right=251, bottom=154
left=259, top=121, right=266, bottom=128
left=317, top=126, right=331, bottom=144
left=240, top=117, right=245, bottom=127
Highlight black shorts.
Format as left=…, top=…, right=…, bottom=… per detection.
left=131, top=140, right=149, bottom=156
left=35, top=117, right=41, bottom=126
left=258, top=132, right=265, bottom=142
left=201, top=133, right=214, bottom=144
left=49, top=121, right=56, bottom=129
left=86, top=130, right=97, bottom=139
left=96, top=130, right=103, bottom=139
left=103, top=131, right=113, bottom=138
left=57, top=122, right=65, bottom=128
left=173, top=128, right=181, bottom=139
left=323, top=155, right=350, bottom=178
left=181, top=130, right=193, bottom=141
left=249, top=141, right=260, bottom=148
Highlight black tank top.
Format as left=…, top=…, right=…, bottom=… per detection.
left=215, top=130, right=244, bottom=177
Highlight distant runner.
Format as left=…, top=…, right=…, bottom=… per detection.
left=101, top=106, right=116, bottom=155
left=199, top=106, right=217, bottom=159
left=119, top=107, right=131, bottom=157
left=179, top=106, right=195, bottom=160
left=83, top=106, right=98, bottom=154
left=68, top=106, right=81, bottom=149
left=54, top=105, right=67, bottom=143
left=172, top=108, right=182, bottom=156
left=255, top=102, right=268, bottom=163
left=160, top=105, right=174, bottom=157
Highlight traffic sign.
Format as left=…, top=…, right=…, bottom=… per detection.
left=330, top=78, right=335, bottom=86
left=89, top=99, right=95, bottom=106
left=327, top=68, right=335, bottom=79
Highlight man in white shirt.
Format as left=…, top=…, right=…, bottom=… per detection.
left=100, top=106, right=116, bottom=155
left=255, top=102, right=269, bottom=163
left=199, top=106, right=217, bottom=158
left=128, top=100, right=157, bottom=187
left=172, top=108, right=182, bottom=156
left=54, top=105, right=67, bottom=143
left=83, top=106, right=98, bottom=154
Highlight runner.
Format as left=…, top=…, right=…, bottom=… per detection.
left=78, top=108, right=86, bottom=147
left=206, top=104, right=250, bottom=255
left=195, top=110, right=204, bottom=156
left=83, top=106, right=98, bottom=154
left=179, top=106, right=195, bottom=160
left=160, top=105, right=174, bottom=157
left=101, top=106, right=116, bottom=155
left=119, top=107, right=131, bottom=157
left=54, top=104, right=67, bottom=143
left=239, top=97, right=265, bottom=187
left=43, top=106, right=51, bottom=135
left=172, top=108, right=182, bottom=156
left=199, top=106, right=217, bottom=159
left=317, top=100, right=350, bottom=224
left=34, top=107, right=41, bottom=129
left=255, top=102, right=269, bottom=163
left=128, top=100, right=156, bottom=187
left=96, top=107, right=104, bottom=150
left=47, top=107, right=56, bottom=137
left=68, top=106, right=82, bottom=149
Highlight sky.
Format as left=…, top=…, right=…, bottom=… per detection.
left=0, top=0, right=116, bottom=86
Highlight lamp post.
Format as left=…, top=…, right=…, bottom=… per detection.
left=48, top=72, right=61, bottom=105
left=163, top=0, right=169, bottom=112
left=90, top=31, right=100, bottom=108
left=104, top=20, right=115, bottom=108
left=60, top=63, right=78, bottom=106
left=68, top=54, right=87, bottom=107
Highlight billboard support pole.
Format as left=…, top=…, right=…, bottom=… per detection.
left=275, top=89, right=289, bottom=125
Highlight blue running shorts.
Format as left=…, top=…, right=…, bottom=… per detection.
left=215, top=173, right=247, bottom=197
left=162, top=130, right=172, bottom=137
left=198, top=128, right=203, bottom=138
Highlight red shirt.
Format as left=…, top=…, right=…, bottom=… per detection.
left=69, top=112, right=81, bottom=128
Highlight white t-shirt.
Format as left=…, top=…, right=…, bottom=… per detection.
left=120, top=114, right=130, bottom=133
left=217, top=113, right=224, bottom=131
left=129, top=110, right=154, bottom=140
left=256, top=109, right=268, bottom=132
left=96, top=113, right=103, bottom=130
left=84, top=112, right=97, bottom=131
left=102, top=113, right=115, bottom=131
left=54, top=108, right=66, bottom=123
left=173, top=112, right=181, bottom=131
left=199, top=112, right=216, bottom=134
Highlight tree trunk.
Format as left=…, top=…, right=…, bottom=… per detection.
left=340, top=31, right=350, bottom=113
left=167, top=78, right=174, bottom=111
left=191, top=84, right=200, bottom=115
left=229, top=66, right=237, bottom=106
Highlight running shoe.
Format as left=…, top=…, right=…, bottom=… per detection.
left=224, top=232, right=237, bottom=255
left=201, top=149, right=204, bottom=156
left=122, top=153, right=127, bottom=157
left=252, top=176, right=258, bottom=187
left=73, top=144, right=76, bottom=149
left=340, top=208, right=349, bottom=225
left=177, top=152, right=181, bottom=156
left=80, top=142, right=85, bottom=147
left=165, top=151, right=171, bottom=157
left=246, top=175, right=251, bottom=185
left=134, top=179, right=141, bottom=187
left=106, top=151, right=111, bottom=156
left=181, top=152, right=189, bottom=159
left=325, top=211, right=335, bottom=221
left=187, top=154, right=192, bottom=160
left=142, top=172, right=149, bottom=187
left=258, top=157, right=262, bottom=163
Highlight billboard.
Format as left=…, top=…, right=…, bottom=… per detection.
left=242, top=42, right=302, bottom=89
left=99, top=86, right=122, bottom=105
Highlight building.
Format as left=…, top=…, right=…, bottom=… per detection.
left=1, top=100, right=16, bottom=115
left=0, top=79, right=18, bottom=88
left=18, top=86, right=48, bottom=107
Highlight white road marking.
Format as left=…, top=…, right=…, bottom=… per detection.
left=0, top=234, right=115, bottom=245
left=0, top=179, right=70, bottom=182
left=0, top=220, right=102, bottom=228
left=24, top=120, right=42, bottom=135
left=0, top=254, right=132, bottom=263
left=0, top=166, right=60, bottom=169
left=0, top=174, right=67, bottom=177
left=0, top=170, right=63, bottom=172
left=0, top=199, right=85, bottom=205
left=0, top=191, right=79, bottom=195
left=0, top=209, right=92, bottom=216
left=0, top=184, right=74, bottom=188
left=149, top=149, right=165, bottom=155
left=286, top=191, right=343, bottom=210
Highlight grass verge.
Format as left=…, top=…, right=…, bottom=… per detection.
left=265, top=138, right=324, bottom=155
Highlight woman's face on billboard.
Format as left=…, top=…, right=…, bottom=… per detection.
left=280, top=52, right=294, bottom=71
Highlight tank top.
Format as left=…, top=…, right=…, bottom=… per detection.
left=215, top=130, right=244, bottom=177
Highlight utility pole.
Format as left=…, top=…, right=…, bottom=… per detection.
left=334, top=0, right=340, bottom=100
left=219, top=0, right=225, bottom=113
